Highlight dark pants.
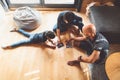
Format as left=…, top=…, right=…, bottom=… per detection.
left=89, top=61, right=108, bottom=80
left=79, top=40, right=93, bottom=55
left=79, top=40, right=109, bottom=80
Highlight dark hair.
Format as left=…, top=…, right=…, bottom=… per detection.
left=45, top=31, right=55, bottom=39
left=64, top=11, right=75, bottom=23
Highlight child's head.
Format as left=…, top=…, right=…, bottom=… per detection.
left=45, top=31, right=55, bottom=39
left=63, top=11, right=75, bottom=23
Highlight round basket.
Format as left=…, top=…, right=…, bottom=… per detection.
left=105, top=52, right=120, bottom=80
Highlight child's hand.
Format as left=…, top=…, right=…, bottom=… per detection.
left=52, top=41, right=56, bottom=46
left=57, top=42, right=64, bottom=48
left=72, top=29, right=80, bottom=36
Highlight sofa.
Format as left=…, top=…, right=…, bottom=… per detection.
left=88, top=6, right=120, bottom=43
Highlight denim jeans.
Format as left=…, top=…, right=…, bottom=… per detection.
left=10, top=29, right=35, bottom=48
left=89, top=61, right=108, bottom=80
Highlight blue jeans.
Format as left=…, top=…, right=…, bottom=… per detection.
left=89, top=60, right=108, bottom=80
left=10, top=29, right=35, bottom=48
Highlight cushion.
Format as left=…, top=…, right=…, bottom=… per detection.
left=114, top=0, right=120, bottom=6
left=89, top=6, right=120, bottom=43
left=13, top=6, right=41, bottom=30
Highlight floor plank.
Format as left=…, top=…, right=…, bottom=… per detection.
left=0, top=10, right=90, bottom=80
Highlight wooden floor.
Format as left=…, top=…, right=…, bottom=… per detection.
left=0, top=7, right=91, bottom=80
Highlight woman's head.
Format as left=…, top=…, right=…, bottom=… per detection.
left=45, top=31, right=55, bottom=39
left=63, top=11, right=75, bottom=23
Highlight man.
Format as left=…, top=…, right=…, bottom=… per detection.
left=67, top=24, right=109, bottom=80
left=53, top=11, right=84, bottom=48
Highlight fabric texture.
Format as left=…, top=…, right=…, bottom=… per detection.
left=79, top=32, right=109, bottom=80
left=53, top=11, right=84, bottom=33
left=89, top=6, right=120, bottom=43
left=114, top=0, right=120, bottom=6
left=10, top=29, right=47, bottom=48
left=13, top=6, right=41, bottom=30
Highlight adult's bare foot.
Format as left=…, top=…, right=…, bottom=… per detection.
left=67, top=60, right=80, bottom=67
left=50, top=45, right=56, bottom=49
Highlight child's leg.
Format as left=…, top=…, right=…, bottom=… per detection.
left=63, top=31, right=73, bottom=48
left=65, top=31, right=71, bottom=41
left=10, top=39, right=31, bottom=48
left=18, top=29, right=31, bottom=37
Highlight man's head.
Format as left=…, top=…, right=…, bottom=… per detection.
left=63, top=11, right=75, bottom=23
left=45, top=31, right=55, bottom=39
left=82, top=24, right=96, bottom=40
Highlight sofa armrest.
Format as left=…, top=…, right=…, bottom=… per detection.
left=89, top=6, right=120, bottom=43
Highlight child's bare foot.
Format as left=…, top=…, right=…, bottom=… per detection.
left=67, top=60, right=80, bottom=67
left=10, top=28, right=17, bottom=32
left=2, top=46, right=12, bottom=49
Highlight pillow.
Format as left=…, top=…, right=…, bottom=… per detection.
left=13, top=6, right=42, bottom=30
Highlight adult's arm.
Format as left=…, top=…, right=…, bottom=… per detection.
left=79, top=50, right=100, bottom=63
left=56, top=13, right=64, bottom=43
left=56, top=29, right=61, bottom=42
left=70, top=36, right=86, bottom=41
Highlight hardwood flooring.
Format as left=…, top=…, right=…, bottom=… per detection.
left=0, top=9, right=90, bottom=80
